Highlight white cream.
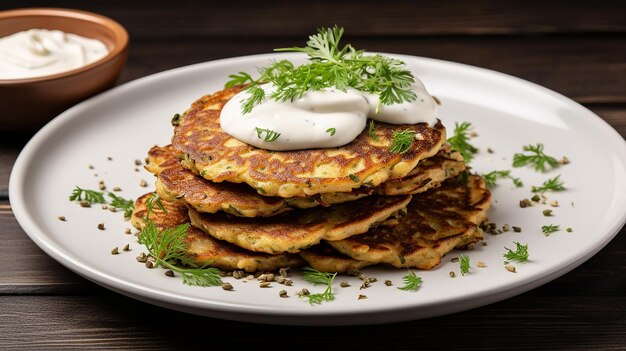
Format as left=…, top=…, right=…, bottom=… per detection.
left=220, top=80, right=438, bottom=151
left=0, top=29, right=109, bottom=79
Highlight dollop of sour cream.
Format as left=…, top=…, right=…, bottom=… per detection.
left=220, top=79, right=438, bottom=151
left=0, top=29, right=109, bottom=80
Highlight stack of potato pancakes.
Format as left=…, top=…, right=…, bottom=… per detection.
left=131, top=86, right=491, bottom=273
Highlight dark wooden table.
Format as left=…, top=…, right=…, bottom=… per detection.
left=1, top=1, right=625, bottom=349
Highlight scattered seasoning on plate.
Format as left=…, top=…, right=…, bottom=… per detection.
left=107, top=156, right=113, bottom=161
left=340, top=282, right=350, bottom=288
left=111, top=247, right=119, bottom=255
left=449, top=271, right=456, bottom=278
left=384, top=280, right=393, bottom=286
left=97, top=223, right=105, bottom=230
left=112, top=186, right=121, bottom=192
left=543, top=209, right=554, bottom=217
left=259, top=282, right=271, bottom=288
left=124, top=228, right=131, bottom=235
left=505, top=264, right=516, bottom=273
left=279, top=290, right=288, bottom=298
left=567, top=227, right=573, bottom=233
left=57, top=215, right=66, bottom=221
left=164, top=270, right=175, bottom=277
left=358, top=294, right=367, bottom=300
left=477, top=261, right=487, bottom=268
left=512, top=226, right=522, bottom=233
left=139, top=179, right=148, bottom=187
left=123, top=244, right=130, bottom=252
left=221, top=282, right=234, bottom=291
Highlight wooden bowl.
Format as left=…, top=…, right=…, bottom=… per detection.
left=0, top=8, right=128, bottom=133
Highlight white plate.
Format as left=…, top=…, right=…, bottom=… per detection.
left=10, top=53, right=626, bottom=325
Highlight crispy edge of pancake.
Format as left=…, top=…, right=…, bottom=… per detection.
left=172, top=86, right=446, bottom=198
left=147, top=144, right=463, bottom=217
left=147, top=145, right=369, bottom=217
left=131, top=193, right=304, bottom=272
left=327, top=175, right=490, bottom=269
left=299, top=242, right=375, bottom=273
left=188, top=195, right=412, bottom=254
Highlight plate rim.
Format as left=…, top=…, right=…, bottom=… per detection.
left=9, top=52, right=626, bottom=325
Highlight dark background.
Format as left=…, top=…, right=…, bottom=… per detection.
left=1, top=1, right=625, bottom=349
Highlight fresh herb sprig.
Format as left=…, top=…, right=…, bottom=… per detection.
left=69, top=186, right=106, bottom=204
left=503, top=242, right=529, bottom=262
left=145, top=192, right=166, bottom=220
left=447, top=122, right=478, bottom=162
left=369, top=120, right=378, bottom=141
left=255, top=127, right=281, bottom=142
left=512, top=143, right=559, bottom=172
left=531, top=175, right=565, bottom=193
left=542, top=224, right=560, bottom=235
left=108, top=193, right=134, bottom=218
left=483, top=170, right=523, bottom=188
left=69, top=187, right=134, bottom=218
left=301, top=267, right=337, bottom=305
left=326, top=128, right=336, bottom=136
left=138, top=221, right=222, bottom=287
left=459, top=254, right=471, bottom=276
left=398, top=271, right=422, bottom=291
left=225, top=26, right=417, bottom=114
left=389, top=129, right=415, bottom=154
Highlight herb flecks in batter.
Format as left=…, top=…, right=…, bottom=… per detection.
left=226, top=26, right=417, bottom=114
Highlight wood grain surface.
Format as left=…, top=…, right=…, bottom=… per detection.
left=1, top=1, right=624, bottom=349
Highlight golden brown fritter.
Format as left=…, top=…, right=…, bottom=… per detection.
left=131, top=193, right=304, bottom=272
left=171, top=86, right=446, bottom=198
left=327, top=175, right=490, bottom=269
left=146, top=144, right=465, bottom=217
left=188, top=195, right=412, bottom=254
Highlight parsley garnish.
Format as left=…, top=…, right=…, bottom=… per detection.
left=512, top=143, right=559, bottom=172
left=255, top=127, right=281, bottom=142
left=348, top=173, right=360, bottom=182
left=145, top=192, right=166, bottom=220
left=389, top=129, right=415, bottom=154
left=503, top=242, right=529, bottom=262
left=108, top=193, right=134, bottom=219
left=398, top=271, right=422, bottom=291
left=369, top=120, right=378, bottom=141
left=69, top=187, right=134, bottom=218
left=226, top=26, right=417, bottom=114
left=69, top=186, right=106, bottom=204
left=531, top=175, right=565, bottom=193
left=447, top=122, right=478, bottom=162
left=301, top=267, right=337, bottom=305
left=483, top=170, right=523, bottom=188
left=326, top=127, right=336, bottom=136
left=138, top=221, right=222, bottom=287
left=459, top=254, right=471, bottom=276
left=542, top=224, right=560, bottom=235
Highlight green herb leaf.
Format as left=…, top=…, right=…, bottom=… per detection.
left=255, top=127, right=281, bottom=142
left=233, top=26, right=417, bottom=113
left=542, top=224, right=560, bottom=235
left=447, top=122, right=478, bottom=163
left=398, top=271, right=422, bottom=291
left=326, top=127, right=336, bottom=136
left=349, top=173, right=360, bottom=182
left=482, top=170, right=523, bottom=188
left=512, top=143, right=560, bottom=172
left=531, top=175, right=565, bottom=193
left=145, top=192, right=166, bottom=220
left=224, top=71, right=255, bottom=88
left=369, top=120, right=378, bottom=141
left=301, top=267, right=337, bottom=305
left=138, top=221, right=222, bottom=287
left=459, top=254, right=471, bottom=276
left=108, top=193, right=134, bottom=218
left=69, top=186, right=106, bottom=204
left=503, top=242, right=529, bottom=262
left=389, top=129, right=415, bottom=154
